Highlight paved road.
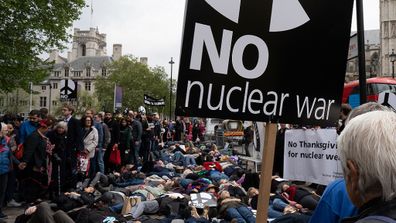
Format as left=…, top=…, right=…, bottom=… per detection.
left=3, top=206, right=23, bottom=223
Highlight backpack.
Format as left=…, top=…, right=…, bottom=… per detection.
left=360, top=216, right=396, bottom=223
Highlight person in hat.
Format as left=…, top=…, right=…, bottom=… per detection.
left=19, top=118, right=55, bottom=203
left=206, top=184, right=219, bottom=194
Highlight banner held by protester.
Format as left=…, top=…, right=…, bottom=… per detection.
left=175, top=0, right=354, bottom=221
left=284, top=128, right=342, bottom=185
left=144, top=94, right=165, bottom=106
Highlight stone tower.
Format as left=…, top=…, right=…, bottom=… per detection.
left=112, top=44, right=122, bottom=61
left=380, top=0, right=396, bottom=76
left=69, top=27, right=107, bottom=61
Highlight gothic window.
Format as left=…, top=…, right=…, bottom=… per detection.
left=82, top=44, right=86, bottom=56
left=85, top=81, right=91, bottom=91
left=65, top=67, right=69, bottom=77
left=42, top=86, right=46, bottom=90
left=73, top=71, right=81, bottom=77
left=52, top=101, right=58, bottom=106
left=53, top=82, right=58, bottom=89
left=86, top=67, right=91, bottom=77
left=102, top=67, right=107, bottom=76
left=40, top=97, right=47, bottom=107
left=19, top=100, right=28, bottom=106
left=54, top=71, right=60, bottom=77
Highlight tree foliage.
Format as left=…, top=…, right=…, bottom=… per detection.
left=0, top=0, right=85, bottom=92
left=95, top=56, right=175, bottom=115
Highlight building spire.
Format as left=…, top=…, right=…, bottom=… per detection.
left=90, top=0, right=94, bottom=28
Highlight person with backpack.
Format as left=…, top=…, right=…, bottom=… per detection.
left=339, top=110, right=396, bottom=223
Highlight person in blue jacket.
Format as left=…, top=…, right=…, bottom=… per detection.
left=18, top=110, right=41, bottom=144
left=0, top=123, right=14, bottom=219
left=310, top=102, right=388, bottom=223
left=309, top=179, right=358, bottom=223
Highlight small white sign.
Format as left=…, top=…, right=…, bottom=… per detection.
left=283, top=128, right=343, bottom=185
left=348, top=34, right=358, bottom=60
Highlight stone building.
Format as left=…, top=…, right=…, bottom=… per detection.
left=0, top=28, right=126, bottom=116
left=380, top=0, right=396, bottom=77
left=346, top=30, right=381, bottom=82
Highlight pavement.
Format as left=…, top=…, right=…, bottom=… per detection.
left=2, top=206, right=24, bottom=223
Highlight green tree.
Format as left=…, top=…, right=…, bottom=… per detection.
left=0, top=0, right=85, bottom=92
left=95, top=56, right=175, bottom=116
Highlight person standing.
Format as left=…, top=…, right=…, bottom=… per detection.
left=47, top=121, right=68, bottom=195
left=192, top=119, right=199, bottom=142
left=81, top=116, right=98, bottom=178
left=0, top=123, right=13, bottom=219
left=243, top=124, right=253, bottom=157
left=62, top=104, right=82, bottom=186
left=273, top=124, right=288, bottom=177
left=5, top=123, right=22, bottom=207
left=152, top=113, right=162, bottom=160
left=131, top=114, right=142, bottom=165
left=95, top=112, right=110, bottom=174
left=19, top=118, right=55, bottom=203
left=141, top=114, right=154, bottom=163
left=174, top=116, right=184, bottom=142
left=104, top=112, right=120, bottom=173
left=19, top=110, right=41, bottom=144
left=85, top=109, right=103, bottom=177
left=119, top=118, right=131, bottom=165
left=162, top=120, right=171, bottom=143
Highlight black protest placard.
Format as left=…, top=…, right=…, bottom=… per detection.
left=175, top=0, right=354, bottom=126
left=60, top=79, right=77, bottom=101
left=144, top=94, right=165, bottom=106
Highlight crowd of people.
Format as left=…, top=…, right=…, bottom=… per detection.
left=0, top=102, right=396, bottom=223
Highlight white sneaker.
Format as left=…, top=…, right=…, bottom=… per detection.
left=7, top=199, right=22, bottom=207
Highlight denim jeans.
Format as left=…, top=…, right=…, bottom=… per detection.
left=272, top=198, right=288, bottom=212
left=131, top=200, right=159, bottom=219
left=184, top=155, right=197, bottom=167
left=114, top=178, right=144, bottom=188
left=226, top=206, right=256, bottom=223
left=96, top=147, right=105, bottom=174
left=209, top=170, right=229, bottom=183
left=131, top=141, right=141, bottom=165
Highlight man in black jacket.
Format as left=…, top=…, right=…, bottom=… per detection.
left=131, top=114, right=142, bottom=165
left=62, top=104, right=83, bottom=187
left=103, top=112, right=120, bottom=172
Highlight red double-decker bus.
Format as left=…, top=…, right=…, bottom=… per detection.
left=343, top=77, right=396, bottom=106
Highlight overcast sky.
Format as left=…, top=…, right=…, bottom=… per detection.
left=68, top=0, right=380, bottom=78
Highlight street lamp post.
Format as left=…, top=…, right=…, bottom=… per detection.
left=169, top=57, right=174, bottom=121
left=390, top=49, right=396, bottom=79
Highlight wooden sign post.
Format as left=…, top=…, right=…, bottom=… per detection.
left=256, top=123, right=278, bottom=223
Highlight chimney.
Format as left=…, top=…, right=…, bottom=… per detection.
left=49, top=50, right=59, bottom=62
left=112, top=44, right=122, bottom=61
left=140, top=57, right=148, bottom=65
left=67, top=52, right=72, bottom=62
